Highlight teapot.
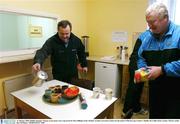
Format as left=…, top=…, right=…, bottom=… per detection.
left=32, top=70, right=48, bottom=87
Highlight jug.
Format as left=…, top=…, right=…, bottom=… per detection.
left=32, top=70, right=48, bottom=87
left=81, top=35, right=89, bottom=56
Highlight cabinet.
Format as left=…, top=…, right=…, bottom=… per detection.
left=95, top=62, right=120, bottom=98
left=121, top=65, right=149, bottom=108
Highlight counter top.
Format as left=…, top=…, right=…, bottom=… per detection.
left=0, top=53, right=35, bottom=64
left=0, top=54, right=129, bottom=65
left=87, top=56, right=129, bottom=65
left=0, top=49, right=37, bottom=64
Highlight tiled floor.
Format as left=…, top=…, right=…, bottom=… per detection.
left=4, top=98, right=148, bottom=119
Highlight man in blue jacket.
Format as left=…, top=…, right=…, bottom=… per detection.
left=137, top=3, right=180, bottom=118
left=32, top=20, right=88, bottom=83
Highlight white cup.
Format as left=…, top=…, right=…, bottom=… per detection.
left=92, top=87, right=101, bottom=98
left=105, top=88, right=113, bottom=100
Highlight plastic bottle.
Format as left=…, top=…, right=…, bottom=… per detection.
left=119, top=46, right=123, bottom=59
left=116, top=46, right=120, bottom=59
left=79, top=93, right=88, bottom=109
left=121, top=46, right=126, bottom=61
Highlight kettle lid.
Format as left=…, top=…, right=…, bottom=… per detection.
left=37, top=70, right=48, bottom=80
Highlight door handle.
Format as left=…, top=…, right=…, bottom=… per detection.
left=103, top=66, right=107, bottom=68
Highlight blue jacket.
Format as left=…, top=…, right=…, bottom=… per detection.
left=137, top=21, right=180, bottom=77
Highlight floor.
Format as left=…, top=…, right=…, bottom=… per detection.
left=113, top=98, right=149, bottom=119
left=3, top=98, right=148, bottom=119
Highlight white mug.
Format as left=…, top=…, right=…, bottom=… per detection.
left=105, top=88, right=113, bottom=100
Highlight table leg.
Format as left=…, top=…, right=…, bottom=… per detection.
left=106, top=103, right=114, bottom=119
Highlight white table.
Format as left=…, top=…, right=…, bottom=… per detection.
left=11, top=80, right=117, bottom=119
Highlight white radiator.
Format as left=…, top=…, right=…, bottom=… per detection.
left=2, top=68, right=53, bottom=111
left=2, top=74, right=33, bottom=111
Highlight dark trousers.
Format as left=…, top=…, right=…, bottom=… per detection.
left=122, top=38, right=144, bottom=114
left=149, top=80, right=180, bottom=119
left=123, top=70, right=144, bottom=113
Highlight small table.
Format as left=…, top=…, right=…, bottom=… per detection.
left=11, top=80, right=117, bottom=119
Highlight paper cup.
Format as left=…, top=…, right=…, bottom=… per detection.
left=105, top=88, right=113, bottom=100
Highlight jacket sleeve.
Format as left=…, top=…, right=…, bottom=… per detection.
left=33, top=39, right=52, bottom=65
left=137, top=40, right=148, bottom=69
left=164, top=60, right=180, bottom=77
left=163, top=40, right=180, bottom=77
left=77, top=39, right=87, bottom=67
left=129, top=38, right=142, bottom=71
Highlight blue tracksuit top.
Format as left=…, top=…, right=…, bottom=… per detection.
left=137, top=21, right=180, bottom=77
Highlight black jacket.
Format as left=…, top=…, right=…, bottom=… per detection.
left=33, top=33, right=87, bottom=81
left=129, top=39, right=142, bottom=75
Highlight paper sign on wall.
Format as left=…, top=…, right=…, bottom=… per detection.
left=29, top=26, right=42, bottom=37
left=112, top=31, right=128, bottom=42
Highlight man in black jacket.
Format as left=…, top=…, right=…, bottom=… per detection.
left=32, top=20, right=88, bottom=82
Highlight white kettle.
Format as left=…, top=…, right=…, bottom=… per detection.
left=32, top=70, right=48, bottom=87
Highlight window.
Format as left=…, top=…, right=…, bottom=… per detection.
left=149, top=0, right=180, bottom=25
left=175, top=0, right=180, bottom=25
left=0, top=7, right=58, bottom=58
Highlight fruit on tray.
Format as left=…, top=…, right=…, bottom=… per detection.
left=64, top=86, right=79, bottom=98
left=43, top=85, right=79, bottom=103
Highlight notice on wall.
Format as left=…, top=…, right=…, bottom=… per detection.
left=112, top=31, right=128, bottom=42
left=29, top=25, right=42, bottom=37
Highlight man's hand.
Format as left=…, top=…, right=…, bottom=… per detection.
left=147, top=66, right=163, bottom=80
left=82, top=67, right=88, bottom=73
left=77, top=64, right=88, bottom=73
left=77, top=64, right=83, bottom=72
left=32, top=63, right=41, bottom=74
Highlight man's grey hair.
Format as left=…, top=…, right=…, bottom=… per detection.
left=146, top=2, right=169, bottom=20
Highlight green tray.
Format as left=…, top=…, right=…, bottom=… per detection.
left=42, top=94, right=78, bottom=105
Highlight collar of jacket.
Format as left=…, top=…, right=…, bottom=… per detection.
left=54, top=32, right=74, bottom=45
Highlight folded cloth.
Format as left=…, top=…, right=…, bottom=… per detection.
left=100, top=56, right=116, bottom=61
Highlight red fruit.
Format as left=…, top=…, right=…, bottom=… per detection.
left=135, top=72, right=141, bottom=81
left=64, top=86, right=79, bottom=97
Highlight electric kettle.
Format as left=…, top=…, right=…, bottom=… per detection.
left=32, top=70, right=48, bottom=87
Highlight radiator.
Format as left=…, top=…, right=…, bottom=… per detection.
left=2, top=74, right=33, bottom=111
left=2, top=68, right=53, bottom=112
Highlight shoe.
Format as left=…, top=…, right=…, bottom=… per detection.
left=121, top=112, right=126, bottom=118
left=134, top=108, right=148, bottom=115
left=121, top=109, right=133, bottom=119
